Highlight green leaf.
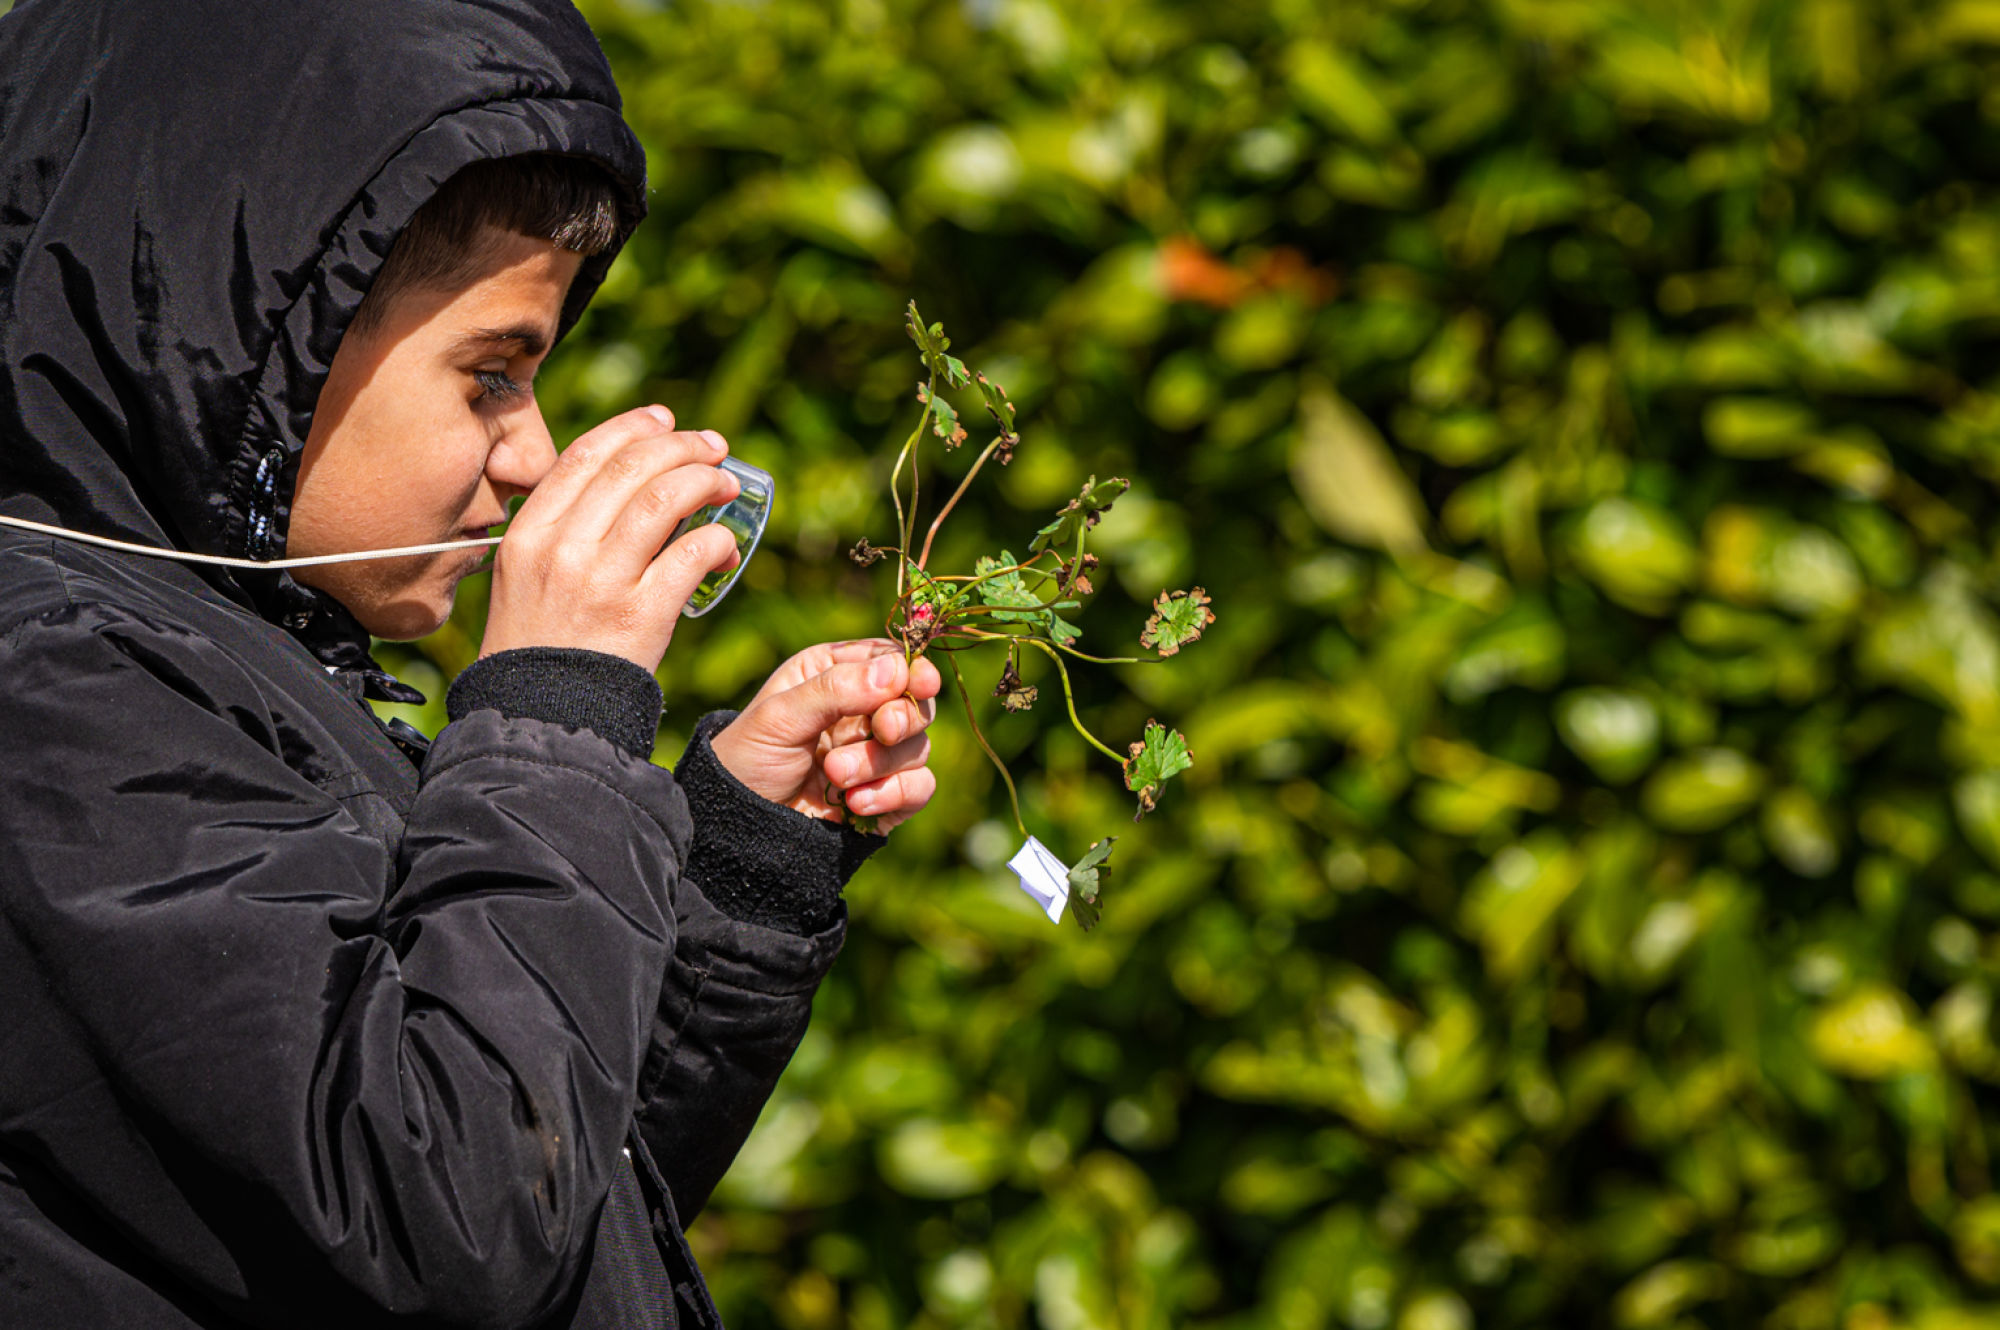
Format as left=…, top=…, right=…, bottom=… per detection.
left=1066, top=837, right=1115, bottom=932
left=1125, top=720, right=1193, bottom=819
left=898, top=565, right=960, bottom=652
left=1641, top=748, right=1767, bottom=832
left=1290, top=383, right=1429, bottom=555
left=905, top=299, right=945, bottom=358
left=975, top=371, right=1017, bottom=435
left=1568, top=497, right=1699, bottom=615
left=1028, top=475, right=1130, bottom=557
left=907, top=564, right=958, bottom=611
left=972, top=552, right=1083, bottom=647
left=1141, top=587, right=1215, bottom=657
left=920, top=385, right=967, bottom=447
left=971, top=552, right=1041, bottom=620
left=974, top=371, right=1020, bottom=462
left=904, top=301, right=971, bottom=388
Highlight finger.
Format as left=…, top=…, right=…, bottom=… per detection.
left=745, top=639, right=894, bottom=709
left=743, top=652, right=914, bottom=749
left=907, top=654, right=943, bottom=701
left=826, top=714, right=873, bottom=749
left=515, top=406, right=684, bottom=526
left=824, top=732, right=931, bottom=791
left=867, top=653, right=942, bottom=744
left=886, top=657, right=942, bottom=738
left=602, top=460, right=741, bottom=579
left=823, top=639, right=901, bottom=661
left=867, top=693, right=937, bottom=746
left=564, top=430, right=731, bottom=544
left=844, top=766, right=938, bottom=823
left=637, top=520, right=740, bottom=617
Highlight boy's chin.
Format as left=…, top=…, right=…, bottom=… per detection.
left=352, top=592, right=452, bottom=643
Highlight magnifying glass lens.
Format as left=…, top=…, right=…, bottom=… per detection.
left=671, top=456, right=773, bottom=618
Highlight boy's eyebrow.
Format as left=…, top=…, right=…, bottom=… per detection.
left=455, top=324, right=551, bottom=357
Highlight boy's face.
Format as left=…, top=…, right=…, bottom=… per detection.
left=289, top=228, right=585, bottom=639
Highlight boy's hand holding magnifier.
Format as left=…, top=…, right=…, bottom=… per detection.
left=482, top=404, right=939, bottom=830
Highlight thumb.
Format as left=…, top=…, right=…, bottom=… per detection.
left=746, top=651, right=909, bottom=748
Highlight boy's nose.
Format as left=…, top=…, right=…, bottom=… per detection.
left=488, top=407, right=559, bottom=495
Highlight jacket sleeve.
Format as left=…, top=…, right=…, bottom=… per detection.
left=0, top=603, right=684, bottom=1328
left=631, top=713, right=875, bottom=1218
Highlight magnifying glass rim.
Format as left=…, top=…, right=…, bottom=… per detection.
left=680, top=456, right=774, bottom=619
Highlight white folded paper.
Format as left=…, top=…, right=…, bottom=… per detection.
left=1007, top=835, right=1070, bottom=925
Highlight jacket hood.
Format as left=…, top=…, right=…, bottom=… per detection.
left=0, top=0, right=646, bottom=627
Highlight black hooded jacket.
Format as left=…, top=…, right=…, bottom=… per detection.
left=0, top=3, right=872, bottom=1326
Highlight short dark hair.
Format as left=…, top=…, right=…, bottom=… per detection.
left=351, top=154, right=625, bottom=336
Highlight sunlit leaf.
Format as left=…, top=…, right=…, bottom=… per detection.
left=1066, top=837, right=1115, bottom=931
left=1028, top=475, right=1130, bottom=557
left=1290, top=382, right=1428, bottom=555
left=1125, top=720, right=1193, bottom=819
left=1140, top=587, right=1215, bottom=657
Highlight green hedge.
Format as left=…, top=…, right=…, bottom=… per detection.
left=372, top=0, right=2000, bottom=1324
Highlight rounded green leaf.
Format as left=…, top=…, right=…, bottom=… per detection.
left=1808, top=984, right=1936, bottom=1079
left=878, top=1120, right=1011, bottom=1199
left=1641, top=748, right=1766, bottom=832
left=1762, top=787, right=1840, bottom=877
left=1569, top=498, right=1698, bottom=613
left=1955, top=769, right=2000, bottom=870
left=1556, top=688, right=1662, bottom=784
left=1703, top=396, right=1816, bottom=458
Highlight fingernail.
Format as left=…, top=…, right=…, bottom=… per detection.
left=701, top=429, right=728, bottom=452
left=870, top=655, right=899, bottom=689
left=646, top=405, right=675, bottom=429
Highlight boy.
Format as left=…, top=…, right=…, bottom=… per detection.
left=0, top=1, right=935, bottom=1326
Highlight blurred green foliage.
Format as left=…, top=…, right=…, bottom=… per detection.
left=372, top=0, right=2000, bottom=1324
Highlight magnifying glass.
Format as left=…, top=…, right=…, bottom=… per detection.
left=671, top=455, right=774, bottom=618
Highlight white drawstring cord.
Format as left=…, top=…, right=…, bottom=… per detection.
left=0, top=513, right=501, bottom=570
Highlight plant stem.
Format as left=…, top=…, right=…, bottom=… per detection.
left=1002, top=634, right=1129, bottom=765
left=1052, top=642, right=1153, bottom=666
left=887, top=371, right=936, bottom=598
left=944, top=602, right=1081, bottom=623
left=945, top=653, right=1027, bottom=837
left=918, top=433, right=1007, bottom=570
left=935, top=619, right=1151, bottom=666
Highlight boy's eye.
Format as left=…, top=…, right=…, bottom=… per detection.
left=474, top=369, right=526, bottom=401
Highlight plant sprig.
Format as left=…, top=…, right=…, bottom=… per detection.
left=850, top=301, right=1214, bottom=930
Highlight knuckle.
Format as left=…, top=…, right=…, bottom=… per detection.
left=634, top=476, right=679, bottom=522
left=602, top=446, right=650, bottom=486
left=563, top=431, right=616, bottom=467
left=668, top=533, right=712, bottom=573
left=606, top=405, right=667, bottom=439
left=545, top=537, right=590, bottom=574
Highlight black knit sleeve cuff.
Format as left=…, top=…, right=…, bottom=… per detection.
left=445, top=648, right=663, bottom=761
left=675, top=710, right=886, bottom=936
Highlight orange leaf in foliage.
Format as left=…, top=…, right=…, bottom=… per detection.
left=1159, top=237, right=1338, bottom=309
left=1160, top=236, right=1255, bottom=308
